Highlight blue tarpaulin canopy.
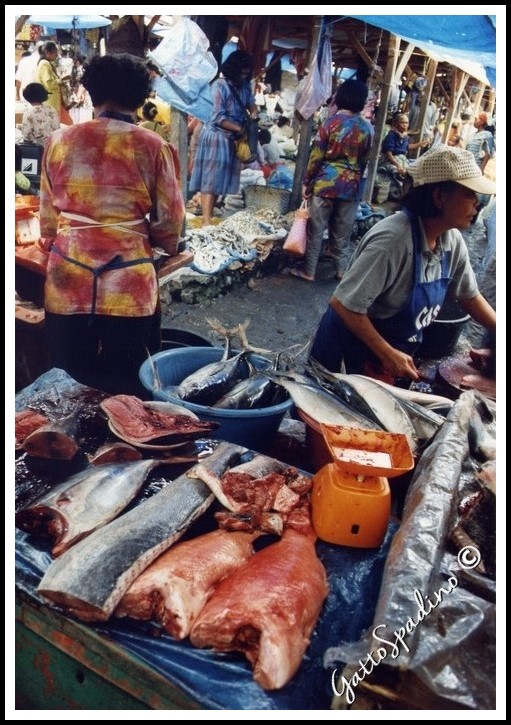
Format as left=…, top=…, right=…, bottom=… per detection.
left=347, top=15, right=496, bottom=88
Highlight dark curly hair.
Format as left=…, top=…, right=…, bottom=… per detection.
left=142, top=101, right=158, bottom=121
left=220, top=50, right=253, bottom=86
left=334, top=79, right=369, bottom=113
left=258, top=128, right=271, bottom=145
left=82, top=53, right=152, bottom=111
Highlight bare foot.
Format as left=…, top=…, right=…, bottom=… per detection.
left=290, top=268, right=315, bottom=282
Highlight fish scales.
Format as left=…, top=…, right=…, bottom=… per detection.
left=37, top=474, right=214, bottom=621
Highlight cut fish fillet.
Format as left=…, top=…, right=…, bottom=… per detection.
left=190, top=528, right=328, bottom=690
left=115, top=530, right=256, bottom=639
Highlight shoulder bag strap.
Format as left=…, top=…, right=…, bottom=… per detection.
left=228, top=82, right=251, bottom=120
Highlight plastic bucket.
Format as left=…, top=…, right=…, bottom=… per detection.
left=418, top=297, right=470, bottom=359
left=139, top=347, right=293, bottom=450
left=161, top=327, right=213, bottom=351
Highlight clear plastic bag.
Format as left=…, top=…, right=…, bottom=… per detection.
left=148, top=17, right=218, bottom=117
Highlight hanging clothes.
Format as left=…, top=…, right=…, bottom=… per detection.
left=238, top=16, right=274, bottom=80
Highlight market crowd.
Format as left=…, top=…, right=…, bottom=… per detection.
left=15, top=39, right=496, bottom=395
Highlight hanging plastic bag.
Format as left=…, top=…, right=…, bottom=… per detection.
left=234, top=119, right=259, bottom=163
left=148, top=17, right=217, bottom=122
left=295, top=36, right=332, bottom=121
left=234, top=137, right=253, bottom=163
left=283, top=201, right=309, bottom=256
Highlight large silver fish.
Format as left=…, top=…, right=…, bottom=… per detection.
left=37, top=473, right=213, bottom=621
left=15, top=459, right=161, bottom=557
left=353, top=374, right=454, bottom=409
left=305, top=359, right=386, bottom=428
left=214, top=355, right=287, bottom=409
left=390, top=397, right=445, bottom=443
left=177, top=350, right=249, bottom=405
left=307, top=372, right=419, bottom=453
left=269, top=373, right=384, bottom=431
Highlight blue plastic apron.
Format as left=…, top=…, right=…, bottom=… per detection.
left=309, top=209, right=452, bottom=377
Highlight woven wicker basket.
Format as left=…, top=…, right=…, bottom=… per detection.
left=244, top=185, right=291, bottom=215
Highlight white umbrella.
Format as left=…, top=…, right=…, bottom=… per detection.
left=28, top=15, right=112, bottom=30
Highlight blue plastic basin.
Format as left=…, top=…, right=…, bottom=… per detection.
left=139, top=347, right=293, bottom=450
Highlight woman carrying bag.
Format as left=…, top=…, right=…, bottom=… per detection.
left=290, top=80, right=373, bottom=282
left=189, top=50, right=258, bottom=227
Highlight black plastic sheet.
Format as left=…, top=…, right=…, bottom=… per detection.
left=15, top=369, right=398, bottom=710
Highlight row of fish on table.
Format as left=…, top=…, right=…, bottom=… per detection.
left=165, top=321, right=455, bottom=453
left=16, top=430, right=326, bottom=690
left=14, top=333, right=496, bottom=691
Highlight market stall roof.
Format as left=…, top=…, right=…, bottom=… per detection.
left=26, top=14, right=112, bottom=30
left=218, top=13, right=497, bottom=100
left=347, top=14, right=496, bottom=87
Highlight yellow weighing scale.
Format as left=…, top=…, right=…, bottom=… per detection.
left=311, top=424, right=414, bottom=548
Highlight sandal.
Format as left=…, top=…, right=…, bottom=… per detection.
left=289, top=268, right=315, bottom=282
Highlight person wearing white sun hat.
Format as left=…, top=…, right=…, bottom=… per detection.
left=309, top=145, right=496, bottom=384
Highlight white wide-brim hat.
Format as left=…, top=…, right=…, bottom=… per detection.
left=408, top=145, right=496, bottom=195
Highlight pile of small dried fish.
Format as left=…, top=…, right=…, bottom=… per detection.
left=252, top=208, right=290, bottom=230
left=219, top=210, right=285, bottom=241
left=182, top=210, right=287, bottom=275
left=184, top=228, right=237, bottom=275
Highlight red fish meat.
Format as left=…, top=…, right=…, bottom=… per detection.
left=115, top=530, right=256, bottom=638
left=15, top=409, right=50, bottom=449
left=190, top=527, right=328, bottom=690
left=22, top=412, right=80, bottom=460
left=100, top=395, right=219, bottom=443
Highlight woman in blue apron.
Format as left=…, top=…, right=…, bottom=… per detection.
left=309, top=146, right=496, bottom=384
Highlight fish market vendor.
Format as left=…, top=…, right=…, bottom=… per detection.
left=309, top=146, right=496, bottom=384
left=38, top=54, right=185, bottom=396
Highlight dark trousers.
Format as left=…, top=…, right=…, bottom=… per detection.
left=45, top=311, right=161, bottom=397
